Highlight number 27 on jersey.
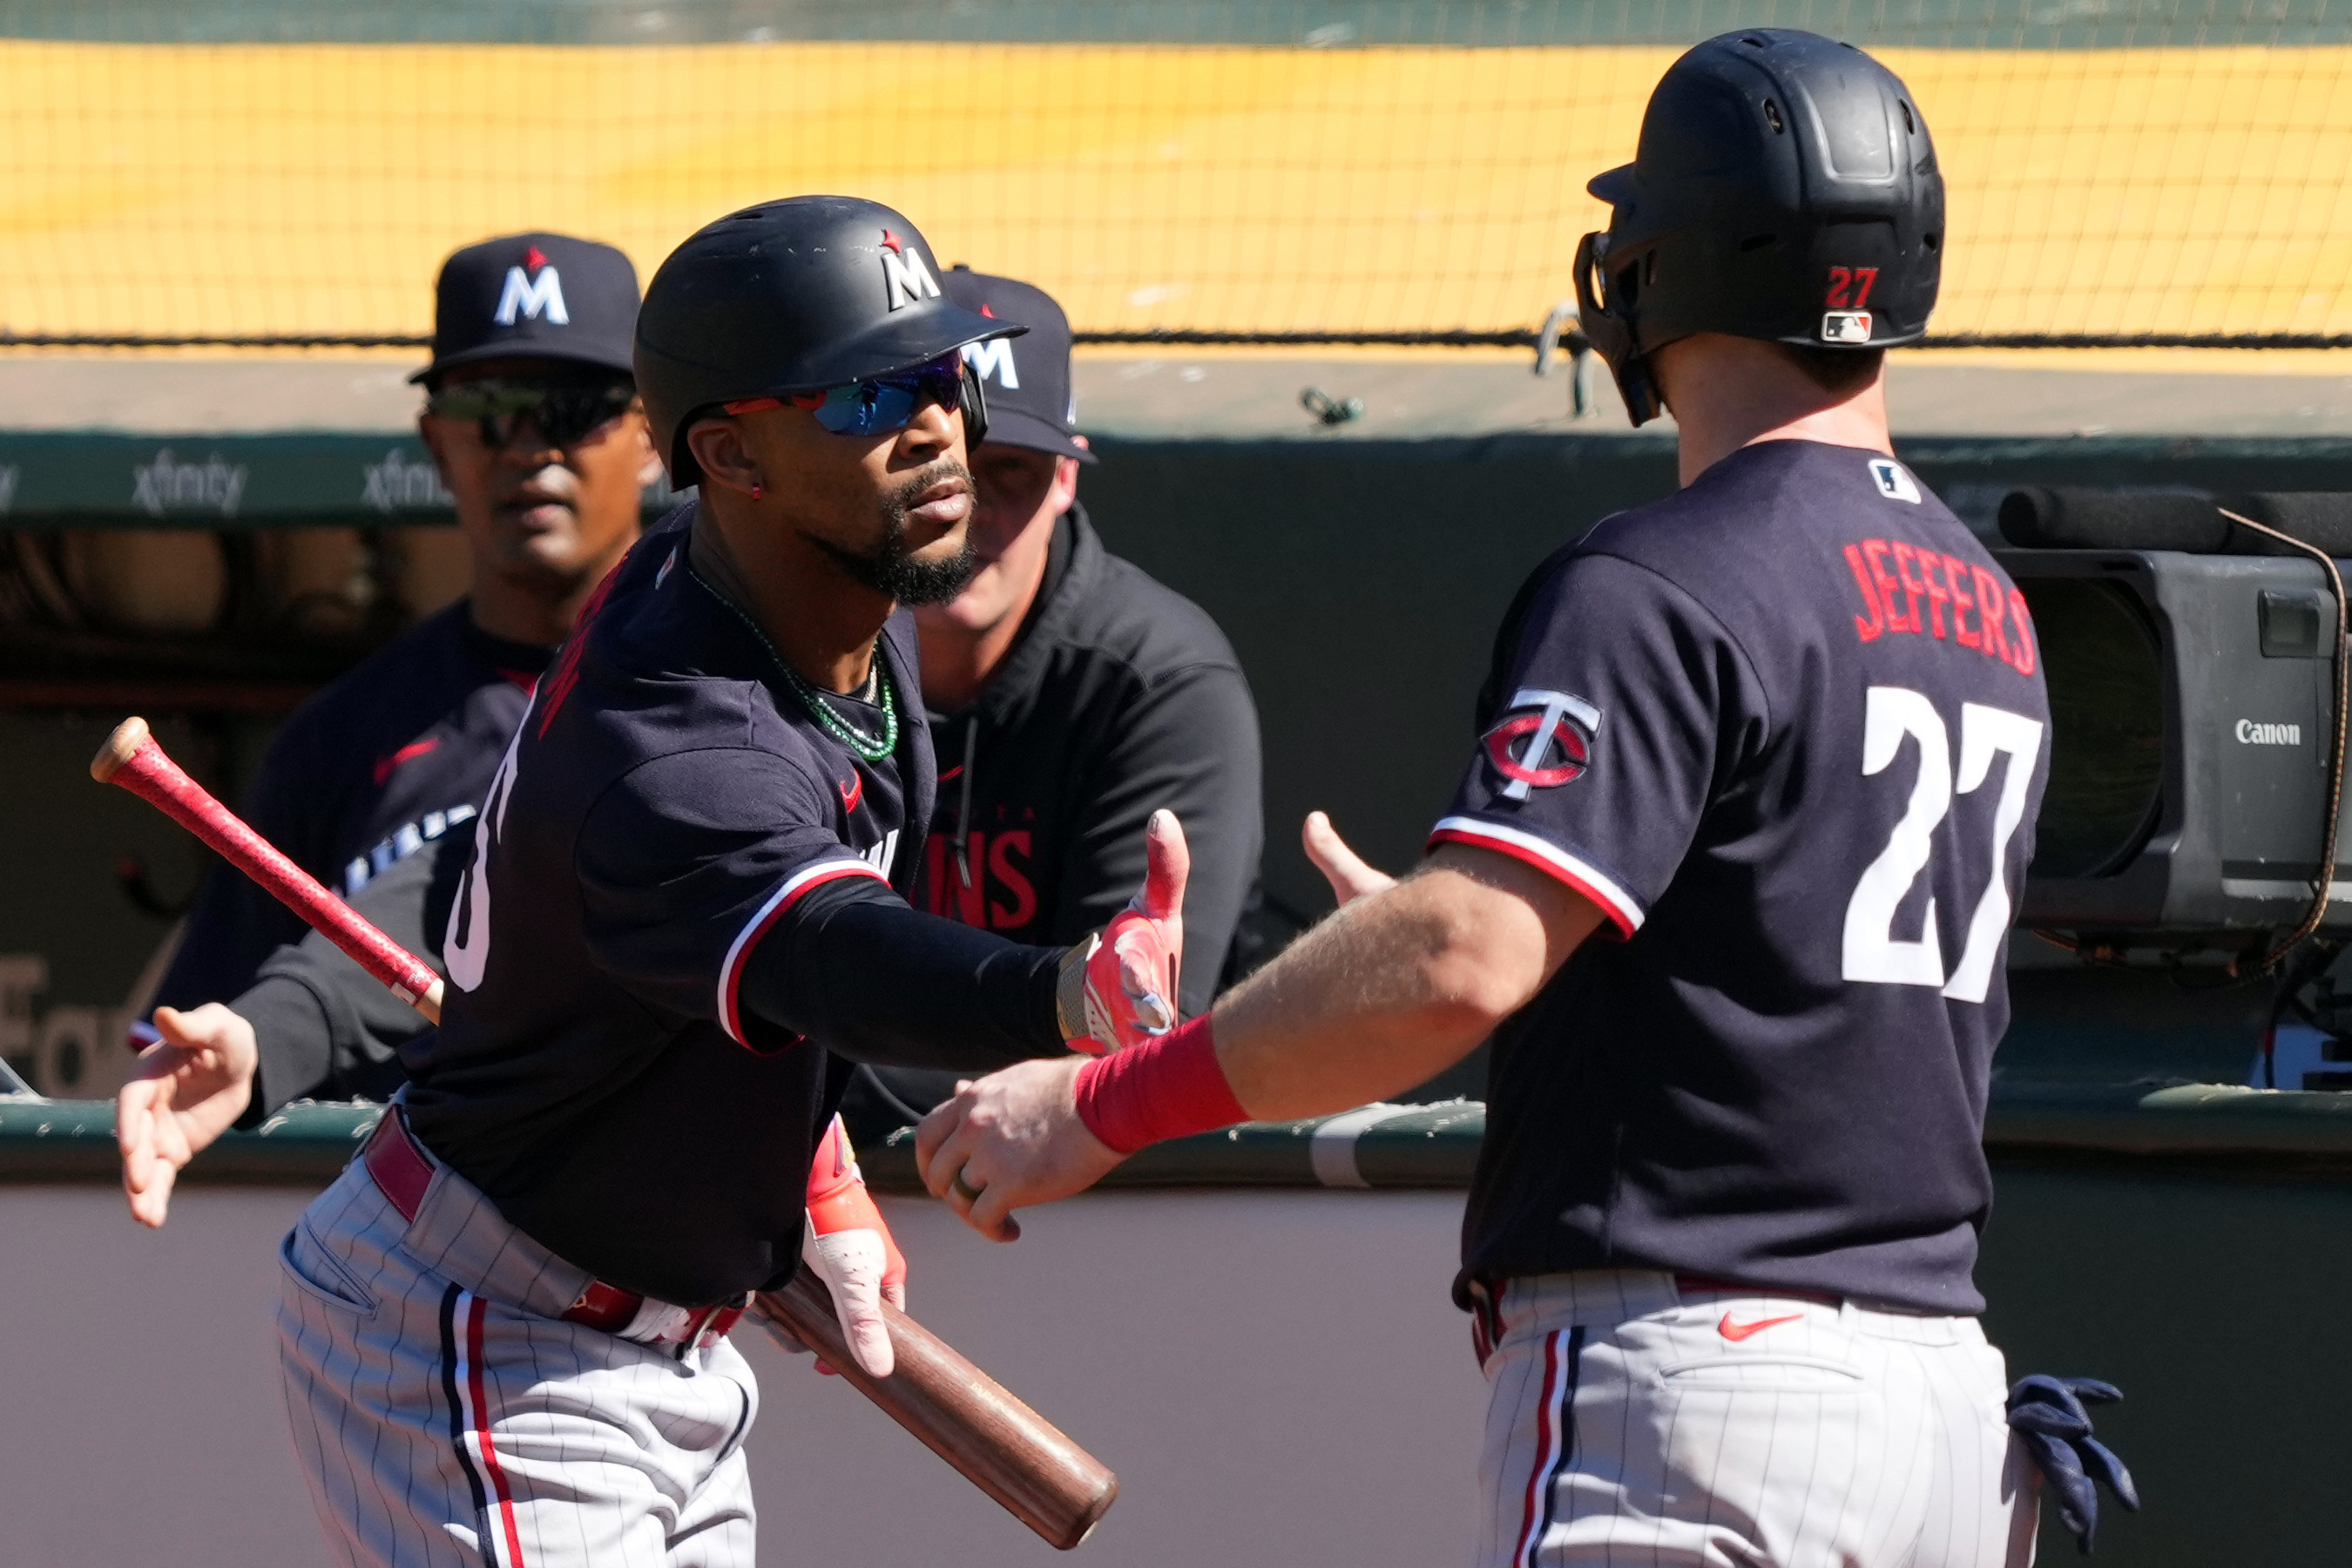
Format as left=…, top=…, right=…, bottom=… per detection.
left=1842, top=686, right=2044, bottom=1005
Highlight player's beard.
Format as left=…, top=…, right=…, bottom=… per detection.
left=809, top=459, right=981, bottom=606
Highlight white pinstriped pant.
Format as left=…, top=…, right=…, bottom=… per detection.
left=1472, top=1271, right=2038, bottom=1568
left=274, top=1152, right=760, bottom=1567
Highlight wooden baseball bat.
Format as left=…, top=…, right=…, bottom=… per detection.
left=757, top=1274, right=1117, bottom=1549
left=91, top=715, right=1119, bottom=1551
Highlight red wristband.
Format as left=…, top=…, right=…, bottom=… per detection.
left=1072, top=1014, right=1248, bottom=1155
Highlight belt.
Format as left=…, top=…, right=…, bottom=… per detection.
left=360, top=1109, right=746, bottom=1354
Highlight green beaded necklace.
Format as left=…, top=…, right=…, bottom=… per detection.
left=688, top=565, right=899, bottom=762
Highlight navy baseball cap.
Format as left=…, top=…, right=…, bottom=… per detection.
left=411, top=232, right=641, bottom=385
left=941, top=267, right=1095, bottom=464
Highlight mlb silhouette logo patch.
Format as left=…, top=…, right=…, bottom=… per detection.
left=1821, top=310, right=1873, bottom=344
left=1867, top=458, right=1921, bottom=504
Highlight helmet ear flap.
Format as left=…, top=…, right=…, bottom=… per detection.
left=1573, top=231, right=1665, bottom=428
left=958, top=357, right=990, bottom=448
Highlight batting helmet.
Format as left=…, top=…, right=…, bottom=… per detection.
left=1574, top=30, right=1943, bottom=425
left=634, top=195, right=1023, bottom=483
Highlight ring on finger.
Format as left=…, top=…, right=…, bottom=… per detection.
left=950, top=1170, right=985, bottom=1203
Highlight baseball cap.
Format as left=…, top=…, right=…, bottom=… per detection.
left=411, top=233, right=641, bottom=385
left=941, top=267, right=1095, bottom=465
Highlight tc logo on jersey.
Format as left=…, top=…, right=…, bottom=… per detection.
left=1483, top=687, right=1602, bottom=801
left=1867, top=458, right=1921, bottom=504
left=878, top=229, right=941, bottom=310
left=494, top=246, right=568, bottom=326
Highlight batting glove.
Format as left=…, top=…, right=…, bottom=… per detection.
left=2007, top=1375, right=2140, bottom=1554
left=1058, top=809, right=1188, bottom=1055
left=796, top=1115, right=907, bottom=1378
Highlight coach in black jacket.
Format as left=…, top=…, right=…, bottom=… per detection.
left=848, top=269, right=1265, bottom=1127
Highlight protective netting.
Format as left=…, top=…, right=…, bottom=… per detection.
left=4, top=1, right=2352, bottom=348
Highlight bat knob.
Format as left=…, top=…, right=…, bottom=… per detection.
left=91, top=716, right=152, bottom=783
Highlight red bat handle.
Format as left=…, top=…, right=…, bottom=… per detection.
left=92, top=717, right=445, bottom=1023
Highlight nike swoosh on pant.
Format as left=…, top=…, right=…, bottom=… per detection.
left=1718, top=1312, right=1804, bottom=1342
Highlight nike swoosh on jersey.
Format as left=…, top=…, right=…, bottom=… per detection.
left=1718, top=1312, right=1804, bottom=1342
left=839, top=773, right=863, bottom=813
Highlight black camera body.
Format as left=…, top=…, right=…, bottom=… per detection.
left=1997, top=487, right=2352, bottom=949
left=2010, top=548, right=2344, bottom=943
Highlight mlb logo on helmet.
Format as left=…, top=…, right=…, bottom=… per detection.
left=1821, top=310, right=1873, bottom=344
left=879, top=229, right=942, bottom=311
left=1483, top=688, right=1602, bottom=801
left=494, top=245, right=569, bottom=327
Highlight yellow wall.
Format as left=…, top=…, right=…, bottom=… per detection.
left=0, top=40, right=2342, bottom=339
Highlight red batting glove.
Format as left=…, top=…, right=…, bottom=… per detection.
left=1058, top=809, right=1190, bottom=1055
left=801, top=1115, right=906, bottom=1376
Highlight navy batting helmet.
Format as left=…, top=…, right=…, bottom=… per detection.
left=1574, top=30, right=1943, bottom=425
left=634, top=195, right=1024, bottom=484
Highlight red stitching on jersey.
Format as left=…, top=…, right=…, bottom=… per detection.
left=372, top=736, right=443, bottom=787
left=533, top=548, right=632, bottom=738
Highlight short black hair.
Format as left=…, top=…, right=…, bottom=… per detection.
left=1776, top=343, right=1884, bottom=397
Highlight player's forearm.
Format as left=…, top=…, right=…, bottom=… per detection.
left=745, top=887, right=1068, bottom=1071
left=1208, top=862, right=1555, bottom=1120
left=1066, top=850, right=1598, bottom=1156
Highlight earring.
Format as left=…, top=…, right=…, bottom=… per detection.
left=752, top=481, right=763, bottom=499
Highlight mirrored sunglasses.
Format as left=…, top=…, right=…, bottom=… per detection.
left=726, top=353, right=965, bottom=437
left=425, top=376, right=638, bottom=449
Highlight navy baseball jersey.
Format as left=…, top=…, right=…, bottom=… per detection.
left=154, top=602, right=548, bottom=1011
left=406, top=506, right=931, bottom=1307
left=1439, top=440, right=2049, bottom=1315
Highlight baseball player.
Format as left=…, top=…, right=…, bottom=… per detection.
left=270, top=196, right=1185, bottom=1568
left=846, top=265, right=1265, bottom=1129
left=122, top=234, right=653, bottom=1200
left=921, top=34, right=2062, bottom=1566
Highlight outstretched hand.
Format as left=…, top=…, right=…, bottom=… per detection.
left=916, top=1060, right=1126, bottom=1242
left=1302, top=811, right=1396, bottom=907
left=118, top=1003, right=258, bottom=1228
left=1064, top=809, right=1190, bottom=1053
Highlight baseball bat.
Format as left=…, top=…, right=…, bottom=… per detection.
left=757, top=1274, right=1117, bottom=1549
left=91, top=717, right=443, bottom=1020
left=90, top=715, right=1119, bottom=1551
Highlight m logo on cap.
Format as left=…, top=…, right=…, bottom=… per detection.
left=879, top=229, right=941, bottom=311
left=495, top=246, right=569, bottom=327
left=963, top=337, right=1019, bottom=389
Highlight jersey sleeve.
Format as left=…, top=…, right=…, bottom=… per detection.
left=1428, top=551, right=1768, bottom=939
left=575, top=747, right=893, bottom=1048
